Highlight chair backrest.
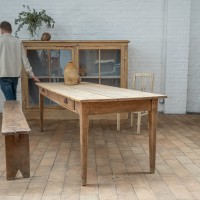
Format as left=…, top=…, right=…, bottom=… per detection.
left=132, top=73, right=154, bottom=92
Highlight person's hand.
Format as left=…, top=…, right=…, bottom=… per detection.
left=32, top=75, right=40, bottom=82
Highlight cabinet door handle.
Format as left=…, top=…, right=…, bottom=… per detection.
left=64, top=98, right=68, bottom=104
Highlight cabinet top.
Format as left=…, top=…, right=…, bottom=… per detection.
left=22, top=40, right=130, bottom=42
left=22, top=40, right=130, bottom=44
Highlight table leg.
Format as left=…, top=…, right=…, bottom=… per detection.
left=39, top=93, right=44, bottom=132
left=79, top=103, right=89, bottom=186
left=148, top=99, right=158, bottom=173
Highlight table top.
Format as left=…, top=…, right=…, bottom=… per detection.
left=36, top=82, right=167, bottom=102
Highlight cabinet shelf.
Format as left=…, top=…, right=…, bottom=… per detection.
left=81, top=76, right=120, bottom=79
left=28, top=76, right=64, bottom=79
left=29, top=76, right=120, bottom=79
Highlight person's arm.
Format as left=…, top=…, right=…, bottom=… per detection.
left=21, top=44, right=40, bottom=82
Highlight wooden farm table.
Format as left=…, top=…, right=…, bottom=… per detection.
left=36, top=82, right=167, bottom=186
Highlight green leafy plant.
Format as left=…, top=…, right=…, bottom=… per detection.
left=15, top=5, right=55, bottom=39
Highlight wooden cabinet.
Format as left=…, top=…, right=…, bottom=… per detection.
left=22, top=40, right=129, bottom=119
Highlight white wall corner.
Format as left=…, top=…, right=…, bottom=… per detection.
left=187, top=0, right=200, bottom=113
left=163, top=0, right=192, bottom=114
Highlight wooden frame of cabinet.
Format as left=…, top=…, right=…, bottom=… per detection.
left=22, top=40, right=129, bottom=119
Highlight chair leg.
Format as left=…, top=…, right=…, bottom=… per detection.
left=130, top=112, right=134, bottom=127
left=117, top=113, right=120, bottom=131
left=137, top=112, right=142, bottom=134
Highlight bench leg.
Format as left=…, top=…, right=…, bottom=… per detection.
left=5, top=134, right=30, bottom=180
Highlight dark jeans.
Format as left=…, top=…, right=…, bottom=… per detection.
left=0, top=77, right=19, bottom=100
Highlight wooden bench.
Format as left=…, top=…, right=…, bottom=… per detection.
left=1, top=101, right=30, bottom=180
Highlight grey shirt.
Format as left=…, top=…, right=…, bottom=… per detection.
left=0, top=34, right=34, bottom=77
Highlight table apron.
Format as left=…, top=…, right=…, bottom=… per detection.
left=75, top=99, right=153, bottom=115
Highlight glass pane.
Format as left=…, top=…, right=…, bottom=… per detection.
left=100, top=50, right=121, bottom=77
left=27, top=50, right=50, bottom=76
left=50, top=50, right=72, bottom=78
left=50, top=77, right=64, bottom=83
left=27, top=49, right=71, bottom=107
left=79, top=50, right=99, bottom=77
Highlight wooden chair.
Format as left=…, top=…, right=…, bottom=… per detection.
left=117, top=72, right=154, bottom=134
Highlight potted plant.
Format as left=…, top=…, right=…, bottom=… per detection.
left=15, top=5, right=55, bottom=39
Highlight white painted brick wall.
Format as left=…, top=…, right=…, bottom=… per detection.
left=0, top=0, right=196, bottom=114
left=187, top=0, right=200, bottom=112
left=163, top=0, right=191, bottom=114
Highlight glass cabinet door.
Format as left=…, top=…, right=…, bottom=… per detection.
left=79, top=50, right=99, bottom=84
left=27, top=50, right=49, bottom=76
left=79, top=49, right=121, bottom=87
left=27, top=49, right=72, bottom=106
left=50, top=50, right=72, bottom=81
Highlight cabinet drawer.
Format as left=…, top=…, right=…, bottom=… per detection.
left=40, top=88, right=75, bottom=110
left=47, top=91, right=60, bottom=103
left=59, top=96, right=75, bottom=111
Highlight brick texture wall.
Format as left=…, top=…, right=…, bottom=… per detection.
left=164, top=0, right=191, bottom=114
left=0, top=0, right=197, bottom=114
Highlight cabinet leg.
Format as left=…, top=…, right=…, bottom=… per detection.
left=39, top=93, right=44, bottom=132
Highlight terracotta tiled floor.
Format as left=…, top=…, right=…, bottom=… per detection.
left=0, top=113, right=200, bottom=199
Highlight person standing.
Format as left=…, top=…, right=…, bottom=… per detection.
left=0, top=21, right=40, bottom=100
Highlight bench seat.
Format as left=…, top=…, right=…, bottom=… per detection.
left=1, top=101, right=30, bottom=180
